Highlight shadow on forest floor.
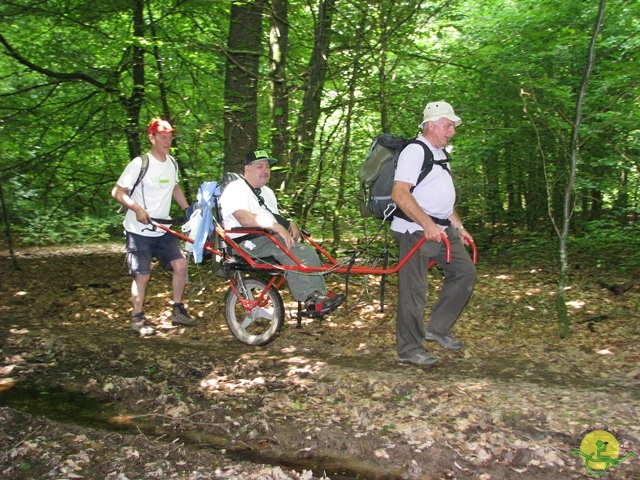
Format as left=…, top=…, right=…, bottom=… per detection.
left=1, top=243, right=639, bottom=479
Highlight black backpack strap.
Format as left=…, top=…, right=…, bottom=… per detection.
left=130, top=153, right=149, bottom=196
left=241, top=177, right=291, bottom=230
left=394, top=141, right=452, bottom=222
left=409, top=141, right=431, bottom=193
left=405, top=140, right=451, bottom=193
left=242, top=177, right=267, bottom=207
left=436, top=149, right=452, bottom=174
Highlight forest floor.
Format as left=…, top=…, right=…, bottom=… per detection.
left=1, top=241, right=639, bottom=479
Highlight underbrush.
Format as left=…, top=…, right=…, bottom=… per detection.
left=5, top=216, right=640, bottom=276
left=475, top=221, right=640, bottom=274
left=8, top=214, right=124, bottom=247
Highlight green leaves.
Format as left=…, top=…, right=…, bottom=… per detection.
left=0, top=0, right=638, bottom=247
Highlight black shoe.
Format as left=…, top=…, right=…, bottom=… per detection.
left=424, top=331, right=463, bottom=351
left=398, top=351, right=439, bottom=367
left=304, top=291, right=345, bottom=314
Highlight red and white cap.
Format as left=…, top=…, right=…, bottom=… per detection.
left=147, top=119, right=178, bottom=135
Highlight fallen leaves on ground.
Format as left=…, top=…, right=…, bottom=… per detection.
left=0, top=244, right=639, bottom=479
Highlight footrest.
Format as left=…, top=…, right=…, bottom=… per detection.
left=295, top=303, right=325, bottom=328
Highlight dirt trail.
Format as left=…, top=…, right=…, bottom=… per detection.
left=1, top=245, right=639, bottom=479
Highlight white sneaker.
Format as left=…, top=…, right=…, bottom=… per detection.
left=131, top=313, right=156, bottom=336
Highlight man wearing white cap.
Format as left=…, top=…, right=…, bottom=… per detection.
left=390, top=101, right=476, bottom=367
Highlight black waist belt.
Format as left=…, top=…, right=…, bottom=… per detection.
left=229, top=227, right=276, bottom=243
left=430, top=216, right=451, bottom=227
left=395, top=209, right=451, bottom=227
left=150, top=217, right=173, bottom=225
left=231, top=233, right=262, bottom=243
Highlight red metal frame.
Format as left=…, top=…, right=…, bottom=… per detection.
left=153, top=222, right=477, bottom=277
left=228, top=274, right=286, bottom=314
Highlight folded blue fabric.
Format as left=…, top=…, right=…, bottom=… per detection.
left=191, top=181, right=221, bottom=263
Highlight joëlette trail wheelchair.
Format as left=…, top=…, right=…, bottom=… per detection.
left=152, top=181, right=477, bottom=347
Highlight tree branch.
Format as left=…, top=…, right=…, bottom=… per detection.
left=0, top=33, right=118, bottom=93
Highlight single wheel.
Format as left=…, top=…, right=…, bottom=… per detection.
left=225, top=276, right=285, bottom=346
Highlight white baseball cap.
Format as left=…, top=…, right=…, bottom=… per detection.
left=418, top=101, right=462, bottom=128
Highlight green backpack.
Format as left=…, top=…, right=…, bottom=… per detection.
left=357, top=133, right=451, bottom=221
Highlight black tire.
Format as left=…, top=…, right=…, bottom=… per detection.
left=225, top=277, right=285, bottom=346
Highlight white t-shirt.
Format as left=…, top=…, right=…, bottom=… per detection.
left=116, top=153, right=178, bottom=236
left=219, top=178, right=280, bottom=238
left=391, top=136, right=456, bottom=234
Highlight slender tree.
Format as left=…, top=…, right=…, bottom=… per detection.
left=555, top=0, right=607, bottom=337
left=289, top=0, right=335, bottom=216
left=0, top=181, right=20, bottom=270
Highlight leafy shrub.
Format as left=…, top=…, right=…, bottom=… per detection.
left=13, top=214, right=123, bottom=246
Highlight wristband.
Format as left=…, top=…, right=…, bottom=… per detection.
left=456, top=225, right=465, bottom=231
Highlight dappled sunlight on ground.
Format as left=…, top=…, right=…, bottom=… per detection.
left=1, top=246, right=639, bottom=478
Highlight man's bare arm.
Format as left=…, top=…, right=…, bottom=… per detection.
left=232, top=209, right=294, bottom=249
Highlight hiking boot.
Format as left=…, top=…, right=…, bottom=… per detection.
left=424, top=331, right=463, bottom=351
left=131, top=313, right=156, bottom=337
left=304, top=291, right=345, bottom=315
left=398, top=351, right=439, bottom=367
left=171, top=303, right=198, bottom=327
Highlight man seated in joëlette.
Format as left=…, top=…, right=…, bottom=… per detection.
left=219, top=150, right=345, bottom=315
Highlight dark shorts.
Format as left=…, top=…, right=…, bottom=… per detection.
left=126, top=232, right=185, bottom=276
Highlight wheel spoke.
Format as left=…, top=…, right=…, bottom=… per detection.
left=239, top=315, right=255, bottom=330
left=240, top=306, right=274, bottom=329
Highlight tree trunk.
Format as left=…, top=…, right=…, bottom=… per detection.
left=332, top=57, right=360, bottom=248
left=289, top=0, right=335, bottom=215
left=0, top=181, right=21, bottom=270
left=483, top=146, right=503, bottom=225
left=146, top=3, right=187, bottom=197
left=268, top=0, right=289, bottom=190
left=557, top=0, right=606, bottom=338
left=120, top=0, right=146, bottom=160
left=614, top=168, right=629, bottom=224
left=223, top=0, right=265, bottom=172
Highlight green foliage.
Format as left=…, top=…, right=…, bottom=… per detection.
left=15, top=214, right=121, bottom=247
left=476, top=219, right=640, bottom=275
left=0, top=0, right=639, bottom=253
left=573, top=220, right=640, bottom=272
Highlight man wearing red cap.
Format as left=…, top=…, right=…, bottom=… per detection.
left=112, top=119, right=197, bottom=336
